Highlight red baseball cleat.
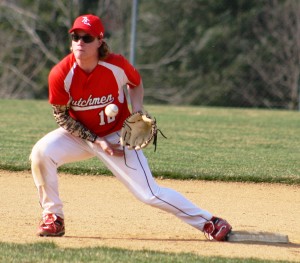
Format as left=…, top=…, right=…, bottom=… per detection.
left=203, top=216, right=232, bottom=241
left=37, top=214, right=65, bottom=237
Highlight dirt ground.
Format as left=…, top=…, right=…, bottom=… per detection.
left=0, top=170, right=299, bottom=262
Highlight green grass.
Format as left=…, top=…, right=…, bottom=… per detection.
left=0, top=99, right=299, bottom=184
left=0, top=242, right=287, bottom=263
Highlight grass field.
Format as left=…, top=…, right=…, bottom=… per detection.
left=0, top=99, right=299, bottom=184
left=0, top=242, right=287, bottom=263
left=0, top=99, right=299, bottom=263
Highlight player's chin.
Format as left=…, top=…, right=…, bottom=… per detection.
left=73, top=50, right=86, bottom=58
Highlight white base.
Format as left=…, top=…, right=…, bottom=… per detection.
left=227, top=231, right=289, bottom=243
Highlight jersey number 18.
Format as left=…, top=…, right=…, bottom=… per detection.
left=99, top=110, right=115, bottom=125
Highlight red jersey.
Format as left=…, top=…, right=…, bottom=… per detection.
left=49, top=53, right=141, bottom=137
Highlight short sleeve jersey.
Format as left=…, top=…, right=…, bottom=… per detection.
left=49, top=53, right=141, bottom=137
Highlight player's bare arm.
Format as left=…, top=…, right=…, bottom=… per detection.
left=128, top=82, right=144, bottom=112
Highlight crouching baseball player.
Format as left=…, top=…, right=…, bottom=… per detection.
left=30, top=14, right=232, bottom=241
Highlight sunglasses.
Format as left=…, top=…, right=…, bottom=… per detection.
left=71, top=34, right=96, bottom=43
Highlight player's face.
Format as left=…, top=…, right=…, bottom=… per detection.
left=71, top=30, right=102, bottom=61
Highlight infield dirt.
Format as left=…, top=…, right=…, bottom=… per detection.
left=0, top=170, right=299, bottom=262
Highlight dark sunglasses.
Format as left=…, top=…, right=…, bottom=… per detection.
left=71, top=34, right=96, bottom=43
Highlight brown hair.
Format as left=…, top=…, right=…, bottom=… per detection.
left=98, top=40, right=110, bottom=60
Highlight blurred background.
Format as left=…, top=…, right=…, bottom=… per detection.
left=0, top=0, right=299, bottom=109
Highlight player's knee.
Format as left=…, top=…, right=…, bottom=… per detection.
left=137, top=192, right=161, bottom=206
left=134, top=185, right=163, bottom=206
left=30, top=144, right=57, bottom=186
left=139, top=195, right=153, bottom=205
left=30, top=145, right=45, bottom=166
left=30, top=143, right=55, bottom=168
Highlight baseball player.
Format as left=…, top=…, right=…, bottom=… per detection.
left=30, top=14, right=232, bottom=241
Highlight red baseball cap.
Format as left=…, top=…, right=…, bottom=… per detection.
left=69, top=14, right=104, bottom=38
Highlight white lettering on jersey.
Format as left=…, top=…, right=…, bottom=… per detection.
left=71, top=94, right=114, bottom=111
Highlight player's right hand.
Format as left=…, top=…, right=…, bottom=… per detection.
left=94, top=137, right=124, bottom=157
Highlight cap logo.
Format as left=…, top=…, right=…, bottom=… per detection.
left=81, top=16, right=91, bottom=27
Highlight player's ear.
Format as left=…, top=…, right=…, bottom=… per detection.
left=97, top=38, right=103, bottom=48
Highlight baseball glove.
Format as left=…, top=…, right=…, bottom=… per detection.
left=120, top=111, right=165, bottom=151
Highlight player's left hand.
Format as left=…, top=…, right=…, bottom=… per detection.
left=94, top=137, right=124, bottom=156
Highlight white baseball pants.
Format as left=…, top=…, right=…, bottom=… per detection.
left=30, top=128, right=212, bottom=231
